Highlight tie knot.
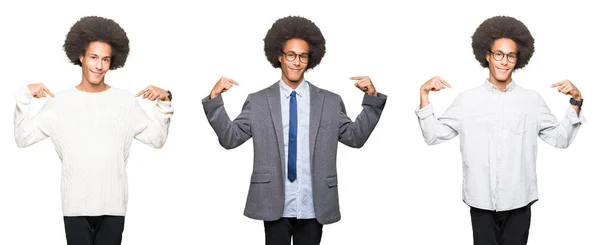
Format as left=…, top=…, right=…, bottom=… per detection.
left=290, top=91, right=297, bottom=97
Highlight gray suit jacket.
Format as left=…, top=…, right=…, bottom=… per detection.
left=202, top=81, right=386, bottom=224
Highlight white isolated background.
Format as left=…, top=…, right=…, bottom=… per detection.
left=0, top=0, right=597, bottom=244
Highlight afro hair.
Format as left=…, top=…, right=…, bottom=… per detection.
left=264, top=16, right=326, bottom=70
left=471, top=16, right=535, bottom=70
left=63, top=16, right=130, bottom=70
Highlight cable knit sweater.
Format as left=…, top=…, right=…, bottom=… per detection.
left=14, top=86, right=173, bottom=216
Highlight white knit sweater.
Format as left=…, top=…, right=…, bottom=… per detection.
left=14, top=86, right=173, bottom=216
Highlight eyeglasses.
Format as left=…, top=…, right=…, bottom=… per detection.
left=488, top=50, right=517, bottom=63
left=281, top=51, right=309, bottom=64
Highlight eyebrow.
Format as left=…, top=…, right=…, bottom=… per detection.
left=492, top=50, right=517, bottom=54
left=284, top=51, right=309, bottom=55
left=90, top=53, right=112, bottom=59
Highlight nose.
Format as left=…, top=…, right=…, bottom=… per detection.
left=293, top=56, right=301, bottom=66
left=500, top=55, right=508, bottom=65
left=95, top=60, right=103, bottom=70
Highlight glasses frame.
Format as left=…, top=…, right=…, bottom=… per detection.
left=281, top=50, right=309, bottom=64
left=488, top=50, right=517, bottom=64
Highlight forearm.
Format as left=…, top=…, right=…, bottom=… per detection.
left=14, top=86, right=50, bottom=147
left=420, top=90, right=430, bottom=109
left=415, top=103, right=459, bottom=145
left=338, top=93, right=387, bottom=148
left=539, top=105, right=585, bottom=148
left=202, top=95, right=252, bottom=149
left=134, top=100, right=173, bottom=148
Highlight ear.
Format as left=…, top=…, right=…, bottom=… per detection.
left=485, top=51, right=491, bottom=63
left=79, top=54, right=84, bottom=64
left=278, top=55, right=282, bottom=64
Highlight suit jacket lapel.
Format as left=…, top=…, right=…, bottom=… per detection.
left=266, top=82, right=286, bottom=180
left=309, top=82, right=324, bottom=166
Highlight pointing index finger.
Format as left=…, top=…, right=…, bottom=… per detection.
left=136, top=88, right=148, bottom=97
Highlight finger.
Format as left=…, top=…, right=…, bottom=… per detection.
left=562, top=84, right=574, bottom=93
left=551, top=81, right=565, bottom=88
left=438, top=78, right=452, bottom=88
left=136, top=88, right=148, bottom=97
left=349, top=76, right=365, bottom=80
left=357, top=81, right=370, bottom=90
left=229, top=79, right=240, bottom=86
left=41, top=85, right=55, bottom=98
left=558, top=86, right=570, bottom=94
left=45, top=88, right=55, bottom=98
left=557, top=84, right=568, bottom=93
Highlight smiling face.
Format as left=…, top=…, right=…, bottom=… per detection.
left=79, top=41, right=112, bottom=86
left=278, top=38, right=309, bottom=88
left=486, top=38, right=517, bottom=85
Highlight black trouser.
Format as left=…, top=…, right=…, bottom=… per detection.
left=64, top=215, right=125, bottom=245
left=470, top=203, right=533, bottom=245
left=264, top=218, right=323, bottom=245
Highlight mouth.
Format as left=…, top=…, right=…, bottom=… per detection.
left=90, top=70, right=104, bottom=76
left=495, top=66, right=511, bottom=73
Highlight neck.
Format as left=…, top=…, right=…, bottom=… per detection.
left=76, top=80, right=110, bottom=93
left=282, top=77, right=303, bottom=90
left=489, top=76, right=511, bottom=91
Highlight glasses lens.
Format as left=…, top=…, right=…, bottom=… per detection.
left=299, top=54, right=309, bottom=63
left=493, top=51, right=504, bottom=61
left=507, top=54, right=517, bottom=63
left=285, top=52, right=296, bottom=62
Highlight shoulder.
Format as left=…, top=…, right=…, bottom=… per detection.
left=307, top=82, right=341, bottom=100
left=514, top=84, right=541, bottom=98
left=247, top=82, right=279, bottom=100
left=105, top=87, right=139, bottom=102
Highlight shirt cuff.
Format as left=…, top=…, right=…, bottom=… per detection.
left=156, top=99, right=174, bottom=115
left=15, top=86, right=33, bottom=104
left=566, top=105, right=586, bottom=124
left=415, top=103, right=434, bottom=119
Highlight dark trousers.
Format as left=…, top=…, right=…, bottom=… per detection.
left=64, top=215, right=125, bottom=245
left=264, top=218, right=323, bottom=245
left=470, top=203, right=533, bottom=245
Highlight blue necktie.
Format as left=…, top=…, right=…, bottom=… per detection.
left=288, top=91, right=297, bottom=182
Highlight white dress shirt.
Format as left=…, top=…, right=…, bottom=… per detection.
left=415, top=80, right=585, bottom=211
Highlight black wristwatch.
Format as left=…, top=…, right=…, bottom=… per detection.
left=167, top=90, right=172, bottom=101
left=569, top=97, right=582, bottom=108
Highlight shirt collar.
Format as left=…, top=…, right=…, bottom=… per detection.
left=483, top=79, right=517, bottom=92
left=280, top=79, right=309, bottom=98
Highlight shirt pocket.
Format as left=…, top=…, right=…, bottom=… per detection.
left=506, top=113, right=528, bottom=135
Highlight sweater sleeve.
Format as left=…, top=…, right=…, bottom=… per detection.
left=14, top=86, right=55, bottom=148
left=131, top=98, right=173, bottom=149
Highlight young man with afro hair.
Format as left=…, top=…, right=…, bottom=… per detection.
left=415, top=16, right=585, bottom=245
left=202, top=16, right=387, bottom=245
left=14, top=16, right=174, bottom=245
